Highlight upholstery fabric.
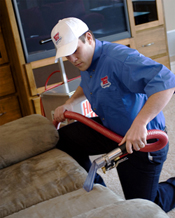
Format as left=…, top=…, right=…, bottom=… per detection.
left=73, top=200, right=169, bottom=218
left=0, top=149, right=87, bottom=218
left=0, top=114, right=59, bottom=169
left=5, top=185, right=123, bottom=218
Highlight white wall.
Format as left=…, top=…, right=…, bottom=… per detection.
left=162, top=0, right=175, bottom=61
left=162, top=0, right=175, bottom=31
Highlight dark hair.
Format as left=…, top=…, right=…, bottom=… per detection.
left=79, top=30, right=95, bottom=43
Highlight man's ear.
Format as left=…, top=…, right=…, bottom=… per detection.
left=86, top=32, right=93, bottom=44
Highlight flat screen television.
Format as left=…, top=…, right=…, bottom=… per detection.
left=12, top=0, right=131, bottom=63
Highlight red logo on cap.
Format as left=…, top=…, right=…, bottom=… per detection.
left=54, top=33, right=60, bottom=42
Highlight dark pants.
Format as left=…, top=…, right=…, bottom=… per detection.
left=56, top=117, right=175, bottom=213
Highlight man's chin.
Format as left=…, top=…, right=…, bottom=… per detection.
left=76, top=65, right=88, bottom=71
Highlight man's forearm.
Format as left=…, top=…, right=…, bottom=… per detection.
left=133, top=87, right=175, bottom=127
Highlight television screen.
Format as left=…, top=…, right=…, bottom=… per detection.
left=12, top=0, right=131, bottom=63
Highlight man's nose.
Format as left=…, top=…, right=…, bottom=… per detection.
left=66, top=54, right=77, bottom=63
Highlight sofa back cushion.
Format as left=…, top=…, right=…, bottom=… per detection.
left=0, top=149, right=87, bottom=218
left=0, top=114, right=59, bottom=169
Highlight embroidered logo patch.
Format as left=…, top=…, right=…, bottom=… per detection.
left=101, top=76, right=111, bottom=88
left=53, top=32, right=62, bottom=44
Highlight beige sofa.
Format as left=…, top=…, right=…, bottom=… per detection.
left=0, top=114, right=169, bottom=218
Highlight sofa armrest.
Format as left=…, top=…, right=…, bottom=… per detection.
left=0, top=114, right=59, bottom=169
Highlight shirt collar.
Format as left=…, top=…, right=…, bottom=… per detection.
left=87, top=39, right=103, bottom=72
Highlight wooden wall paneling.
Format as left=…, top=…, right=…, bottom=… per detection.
left=114, top=37, right=136, bottom=49
left=154, top=55, right=170, bottom=69
left=30, top=57, right=56, bottom=69
left=0, top=27, right=8, bottom=65
left=32, top=97, right=41, bottom=115
left=126, top=0, right=136, bottom=37
left=132, top=0, right=164, bottom=32
left=25, top=60, right=64, bottom=115
left=0, top=0, right=34, bottom=115
left=157, top=0, right=164, bottom=25
left=24, top=63, right=38, bottom=96
left=135, top=26, right=167, bottom=58
left=0, top=65, right=16, bottom=97
left=0, top=95, right=22, bottom=125
left=25, top=61, right=63, bottom=96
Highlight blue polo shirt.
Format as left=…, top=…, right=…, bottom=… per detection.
left=80, top=39, right=175, bottom=136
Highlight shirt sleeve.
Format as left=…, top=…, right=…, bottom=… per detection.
left=120, top=53, right=175, bottom=97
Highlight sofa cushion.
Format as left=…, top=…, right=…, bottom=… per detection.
left=3, top=184, right=169, bottom=218
left=73, top=200, right=169, bottom=218
left=0, top=114, right=59, bottom=169
left=0, top=149, right=87, bottom=218
left=4, top=184, right=123, bottom=218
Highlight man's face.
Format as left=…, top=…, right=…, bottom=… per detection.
left=66, top=33, right=95, bottom=71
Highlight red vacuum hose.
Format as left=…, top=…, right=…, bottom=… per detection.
left=55, top=111, right=168, bottom=153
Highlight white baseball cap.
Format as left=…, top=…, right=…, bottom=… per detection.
left=51, top=17, right=89, bottom=62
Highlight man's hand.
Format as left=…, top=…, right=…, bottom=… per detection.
left=53, top=103, right=73, bottom=123
left=119, top=123, right=147, bottom=154
left=53, top=85, right=86, bottom=125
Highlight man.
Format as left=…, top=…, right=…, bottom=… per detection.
left=51, top=17, right=175, bottom=212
